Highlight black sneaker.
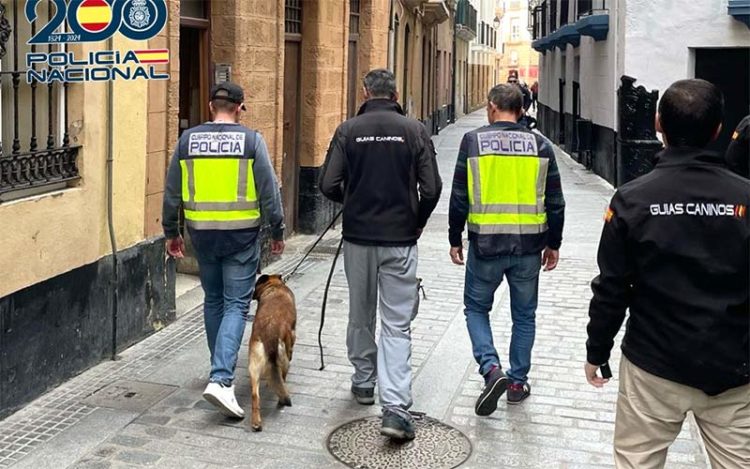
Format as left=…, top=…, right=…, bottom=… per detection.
left=507, top=382, right=531, bottom=405
left=474, top=367, right=509, bottom=416
left=351, top=385, right=375, bottom=405
left=380, top=410, right=416, bottom=441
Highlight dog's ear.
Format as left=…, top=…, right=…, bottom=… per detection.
left=254, top=275, right=270, bottom=300
left=272, top=274, right=284, bottom=284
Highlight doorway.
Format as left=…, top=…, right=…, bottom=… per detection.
left=179, top=3, right=210, bottom=136
left=695, top=48, right=750, bottom=153
left=283, top=0, right=303, bottom=233
left=347, top=0, right=361, bottom=118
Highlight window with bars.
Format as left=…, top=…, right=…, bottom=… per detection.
left=350, top=0, right=360, bottom=36
left=285, top=0, right=302, bottom=35
left=0, top=2, right=78, bottom=202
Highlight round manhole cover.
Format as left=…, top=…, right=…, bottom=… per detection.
left=326, top=415, right=472, bottom=469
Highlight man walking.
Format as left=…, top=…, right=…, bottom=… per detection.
left=163, top=82, right=285, bottom=419
left=449, top=84, right=566, bottom=416
left=586, top=79, right=750, bottom=468
left=319, top=69, right=442, bottom=441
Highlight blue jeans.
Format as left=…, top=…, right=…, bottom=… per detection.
left=464, top=245, right=541, bottom=385
left=196, top=242, right=259, bottom=386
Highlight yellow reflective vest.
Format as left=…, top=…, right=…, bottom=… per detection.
left=467, top=129, right=548, bottom=236
left=180, top=129, right=261, bottom=230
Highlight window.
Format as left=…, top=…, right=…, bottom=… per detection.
left=285, top=0, right=302, bottom=35
left=349, top=0, right=360, bottom=36
left=511, top=50, right=519, bottom=65
left=0, top=2, right=78, bottom=202
left=181, top=0, right=208, bottom=19
left=511, top=18, right=520, bottom=41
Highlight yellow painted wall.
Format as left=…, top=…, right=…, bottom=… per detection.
left=0, top=40, right=151, bottom=298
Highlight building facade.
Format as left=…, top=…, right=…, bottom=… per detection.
left=387, top=0, right=452, bottom=134
left=454, top=0, right=478, bottom=116
left=497, top=0, right=539, bottom=86
left=531, top=0, right=750, bottom=185
left=468, top=0, right=501, bottom=110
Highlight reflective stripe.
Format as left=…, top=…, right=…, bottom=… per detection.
left=469, top=222, right=548, bottom=235
left=536, top=158, right=549, bottom=211
left=470, top=203, right=542, bottom=214
left=237, top=159, right=249, bottom=202
left=469, top=157, right=482, bottom=204
left=186, top=219, right=261, bottom=230
left=183, top=201, right=259, bottom=211
left=185, top=159, right=195, bottom=203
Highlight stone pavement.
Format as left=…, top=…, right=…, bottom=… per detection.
left=0, top=111, right=710, bottom=469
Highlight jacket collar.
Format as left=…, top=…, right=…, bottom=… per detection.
left=489, top=120, right=526, bottom=130
left=655, top=146, right=726, bottom=167
left=357, top=98, right=405, bottom=116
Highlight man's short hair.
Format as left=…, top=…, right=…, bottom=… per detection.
left=658, top=79, right=724, bottom=148
left=488, top=84, right=523, bottom=113
left=211, top=99, right=239, bottom=114
left=363, top=68, right=397, bottom=99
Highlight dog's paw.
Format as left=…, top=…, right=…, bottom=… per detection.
left=278, top=397, right=292, bottom=407
left=251, top=424, right=263, bottom=432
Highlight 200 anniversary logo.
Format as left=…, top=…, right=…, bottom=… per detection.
left=25, top=0, right=170, bottom=83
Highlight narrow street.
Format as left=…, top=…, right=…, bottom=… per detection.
left=0, top=111, right=710, bottom=469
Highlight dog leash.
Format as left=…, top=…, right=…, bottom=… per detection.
left=282, top=210, right=343, bottom=283
left=318, top=236, right=344, bottom=371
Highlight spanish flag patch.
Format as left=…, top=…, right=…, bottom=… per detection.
left=604, top=207, right=615, bottom=223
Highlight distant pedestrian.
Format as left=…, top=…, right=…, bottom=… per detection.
left=530, top=81, right=539, bottom=112
left=508, top=72, right=532, bottom=112
left=319, top=68, right=442, bottom=441
left=162, top=82, right=285, bottom=419
left=449, top=84, right=566, bottom=415
left=725, top=114, right=749, bottom=178
left=586, top=79, right=750, bottom=468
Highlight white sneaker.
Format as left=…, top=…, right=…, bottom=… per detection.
left=202, top=382, right=245, bottom=418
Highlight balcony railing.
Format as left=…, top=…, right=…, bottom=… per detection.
left=549, top=0, right=557, bottom=32
left=456, top=0, right=477, bottom=38
left=578, top=0, right=607, bottom=18
left=560, top=0, right=570, bottom=26
left=0, top=1, right=80, bottom=202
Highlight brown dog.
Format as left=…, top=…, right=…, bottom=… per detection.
left=249, top=274, right=296, bottom=432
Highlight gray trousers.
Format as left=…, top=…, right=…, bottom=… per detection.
left=343, top=241, right=418, bottom=416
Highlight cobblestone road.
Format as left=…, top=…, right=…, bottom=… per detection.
left=0, top=111, right=710, bottom=468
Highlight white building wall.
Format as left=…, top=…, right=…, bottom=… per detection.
left=624, top=0, right=749, bottom=93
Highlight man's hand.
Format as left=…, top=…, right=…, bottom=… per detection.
left=166, top=236, right=185, bottom=258
left=450, top=246, right=464, bottom=265
left=271, top=240, right=285, bottom=255
left=585, top=362, right=610, bottom=388
left=542, top=248, right=559, bottom=271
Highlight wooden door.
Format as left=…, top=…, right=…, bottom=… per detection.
left=282, top=39, right=301, bottom=233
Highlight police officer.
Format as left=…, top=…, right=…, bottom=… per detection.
left=319, top=69, right=442, bottom=441
left=162, top=82, right=285, bottom=419
left=586, top=79, right=750, bottom=468
left=726, top=114, right=749, bottom=178
left=449, top=84, right=565, bottom=415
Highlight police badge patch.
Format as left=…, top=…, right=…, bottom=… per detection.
left=127, top=0, right=152, bottom=31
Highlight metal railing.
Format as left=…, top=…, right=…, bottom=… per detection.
left=456, top=0, right=477, bottom=36
left=578, top=0, right=607, bottom=18
left=0, top=1, right=79, bottom=201
left=285, top=0, right=302, bottom=35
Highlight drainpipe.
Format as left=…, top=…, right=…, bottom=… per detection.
left=451, top=8, right=457, bottom=122
left=106, top=36, right=119, bottom=360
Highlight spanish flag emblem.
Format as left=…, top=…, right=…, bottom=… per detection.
left=77, top=0, right=113, bottom=33
left=604, top=207, right=615, bottom=223
left=134, top=49, right=170, bottom=64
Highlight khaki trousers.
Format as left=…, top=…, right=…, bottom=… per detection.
left=614, top=357, right=750, bottom=469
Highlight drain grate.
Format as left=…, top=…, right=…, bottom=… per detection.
left=327, top=415, right=472, bottom=469
left=82, top=380, right=177, bottom=413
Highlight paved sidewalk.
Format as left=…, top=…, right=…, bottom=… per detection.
left=0, top=111, right=710, bottom=469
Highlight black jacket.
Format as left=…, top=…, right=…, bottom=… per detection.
left=587, top=147, right=750, bottom=395
left=726, top=115, right=749, bottom=178
left=319, top=99, right=442, bottom=246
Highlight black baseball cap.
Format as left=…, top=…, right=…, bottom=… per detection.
left=210, top=82, right=246, bottom=111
